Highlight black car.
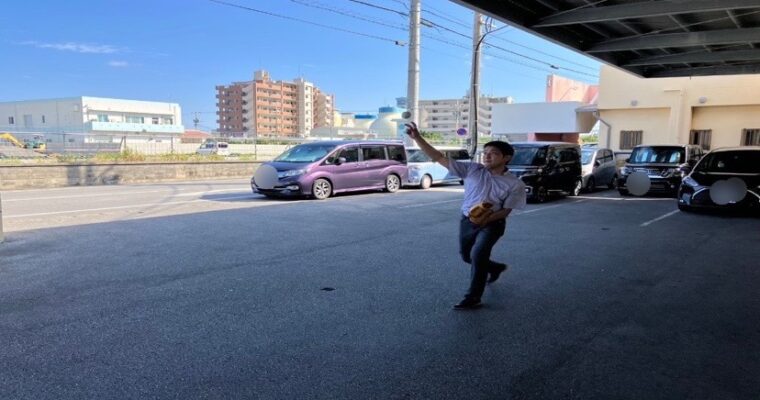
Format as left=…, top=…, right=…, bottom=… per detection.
left=508, top=142, right=582, bottom=203
left=678, top=147, right=760, bottom=213
left=617, top=144, right=705, bottom=196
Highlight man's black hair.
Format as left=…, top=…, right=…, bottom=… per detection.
left=483, top=140, right=514, bottom=157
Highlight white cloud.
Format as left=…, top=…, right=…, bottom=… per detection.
left=108, top=60, right=129, bottom=68
left=20, top=40, right=121, bottom=54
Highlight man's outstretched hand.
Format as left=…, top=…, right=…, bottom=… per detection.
left=405, top=121, right=420, bottom=140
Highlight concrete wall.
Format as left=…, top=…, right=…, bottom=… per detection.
left=0, top=162, right=260, bottom=190
left=491, top=101, right=588, bottom=134
left=601, top=108, right=672, bottom=149
left=692, top=105, right=760, bottom=149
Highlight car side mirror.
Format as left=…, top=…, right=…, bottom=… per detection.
left=625, top=158, right=630, bottom=163
left=547, top=159, right=557, bottom=168
left=594, top=160, right=601, bottom=167
left=687, top=158, right=698, bottom=167
left=335, top=157, right=347, bottom=165
left=678, top=163, right=692, bottom=174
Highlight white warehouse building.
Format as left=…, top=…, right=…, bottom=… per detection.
left=0, top=96, right=184, bottom=136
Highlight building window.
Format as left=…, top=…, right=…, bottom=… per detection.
left=8, top=116, right=14, bottom=125
left=742, top=129, right=760, bottom=146
left=97, top=114, right=109, bottom=122
left=152, top=117, right=160, bottom=124
left=690, top=129, right=712, bottom=150
left=126, top=116, right=144, bottom=124
left=41, top=115, right=46, bottom=124
left=620, top=130, right=643, bottom=149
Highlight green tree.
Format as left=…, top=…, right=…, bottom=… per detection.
left=420, top=131, right=444, bottom=143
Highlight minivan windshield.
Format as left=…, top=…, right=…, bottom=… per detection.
left=581, top=150, right=594, bottom=165
left=509, top=146, right=548, bottom=166
left=274, top=143, right=338, bottom=163
left=629, top=146, right=684, bottom=164
left=695, top=151, right=760, bottom=174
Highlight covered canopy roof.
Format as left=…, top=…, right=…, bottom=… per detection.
left=453, top=0, right=760, bottom=78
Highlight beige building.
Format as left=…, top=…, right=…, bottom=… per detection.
left=216, top=70, right=334, bottom=137
left=598, top=65, right=760, bottom=151
left=418, top=95, right=514, bottom=137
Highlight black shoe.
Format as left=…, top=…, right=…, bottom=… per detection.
left=488, top=262, right=508, bottom=283
left=453, top=298, right=482, bottom=310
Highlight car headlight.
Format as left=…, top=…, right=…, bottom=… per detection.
left=619, top=166, right=630, bottom=175
left=682, top=176, right=699, bottom=187
left=278, top=169, right=306, bottom=178
left=408, top=165, right=421, bottom=171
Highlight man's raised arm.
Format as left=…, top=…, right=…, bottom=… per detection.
left=404, top=122, right=449, bottom=168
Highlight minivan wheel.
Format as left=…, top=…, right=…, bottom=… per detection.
left=312, top=178, right=332, bottom=200
left=570, top=179, right=583, bottom=196
left=419, top=174, right=432, bottom=190
left=385, top=174, right=401, bottom=193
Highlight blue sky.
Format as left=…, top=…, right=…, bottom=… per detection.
left=1, top=0, right=600, bottom=131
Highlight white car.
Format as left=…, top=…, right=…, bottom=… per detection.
left=196, top=141, right=230, bottom=156
left=404, top=147, right=469, bottom=189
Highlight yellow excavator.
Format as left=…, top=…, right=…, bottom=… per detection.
left=0, top=132, right=46, bottom=152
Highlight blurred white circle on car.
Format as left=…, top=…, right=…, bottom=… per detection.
left=710, top=178, right=747, bottom=205
left=627, top=171, right=651, bottom=196
left=254, top=164, right=278, bottom=189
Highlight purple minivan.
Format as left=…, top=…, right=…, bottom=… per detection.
left=251, top=140, right=408, bottom=199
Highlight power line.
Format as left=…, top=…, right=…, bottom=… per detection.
left=487, top=31, right=598, bottom=72
left=422, top=8, right=471, bottom=30
left=290, top=0, right=406, bottom=30
left=344, top=0, right=407, bottom=16
left=421, top=33, right=596, bottom=82
left=418, top=19, right=598, bottom=77
left=208, top=0, right=403, bottom=44
left=212, top=0, right=597, bottom=79
left=343, top=0, right=598, bottom=77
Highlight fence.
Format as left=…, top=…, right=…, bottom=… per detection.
left=2, top=131, right=471, bottom=159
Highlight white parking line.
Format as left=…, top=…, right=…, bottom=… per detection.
left=640, top=210, right=680, bottom=227
left=4, top=188, right=249, bottom=202
left=515, top=201, right=582, bottom=215
left=4, top=194, right=269, bottom=219
left=574, top=195, right=673, bottom=202
left=400, top=199, right=461, bottom=208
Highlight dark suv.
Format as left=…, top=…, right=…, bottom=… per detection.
left=617, top=144, right=705, bottom=196
left=508, top=142, right=582, bottom=202
left=678, top=146, right=760, bottom=212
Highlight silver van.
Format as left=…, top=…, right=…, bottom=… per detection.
left=581, top=147, right=618, bottom=191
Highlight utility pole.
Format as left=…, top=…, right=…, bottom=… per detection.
left=0, top=192, right=4, bottom=243
left=407, top=0, right=421, bottom=125
left=468, top=12, right=483, bottom=159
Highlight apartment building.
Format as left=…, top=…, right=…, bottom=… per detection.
left=0, top=96, right=183, bottom=135
left=216, top=70, right=334, bottom=137
left=418, top=95, right=514, bottom=137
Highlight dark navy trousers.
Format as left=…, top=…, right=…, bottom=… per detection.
left=459, top=216, right=506, bottom=301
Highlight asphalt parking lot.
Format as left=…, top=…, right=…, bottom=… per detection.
left=1, top=180, right=758, bottom=399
